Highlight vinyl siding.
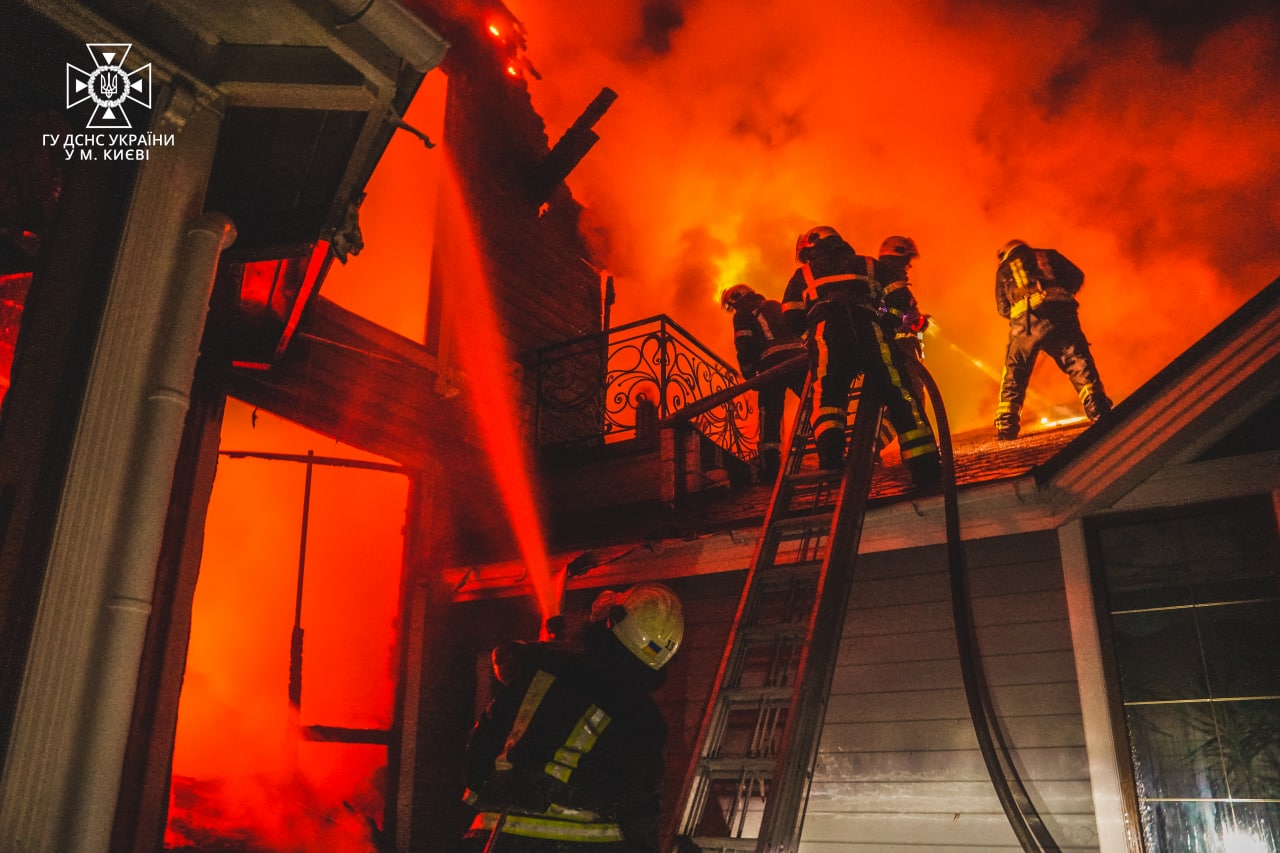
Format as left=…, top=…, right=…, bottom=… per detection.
left=800, top=530, right=1099, bottom=851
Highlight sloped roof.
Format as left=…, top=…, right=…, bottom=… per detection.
left=545, top=420, right=1090, bottom=552
left=546, top=275, right=1280, bottom=553
left=1037, top=275, right=1280, bottom=487
left=459, top=278, right=1278, bottom=599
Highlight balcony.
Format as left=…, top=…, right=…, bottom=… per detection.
left=529, top=315, right=759, bottom=515
left=530, top=314, right=758, bottom=457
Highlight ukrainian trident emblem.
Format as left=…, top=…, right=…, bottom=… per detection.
left=66, top=44, right=152, bottom=130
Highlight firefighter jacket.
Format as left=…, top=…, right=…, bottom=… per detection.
left=876, top=264, right=928, bottom=344
left=463, top=629, right=668, bottom=850
left=732, top=291, right=807, bottom=379
left=995, top=245, right=1084, bottom=325
left=782, top=237, right=883, bottom=338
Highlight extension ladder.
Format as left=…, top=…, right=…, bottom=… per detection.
left=670, top=374, right=885, bottom=853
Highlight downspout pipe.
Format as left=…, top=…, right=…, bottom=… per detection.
left=327, top=0, right=450, bottom=72
left=65, top=213, right=235, bottom=852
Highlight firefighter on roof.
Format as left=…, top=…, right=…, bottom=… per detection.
left=994, top=239, right=1113, bottom=440
left=874, top=236, right=931, bottom=450
left=782, top=226, right=941, bottom=485
left=876, top=236, right=930, bottom=364
left=722, top=283, right=807, bottom=482
left=461, top=583, right=684, bottom=852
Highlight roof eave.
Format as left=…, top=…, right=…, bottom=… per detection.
left=1039, top=277, right=1280, bottom=518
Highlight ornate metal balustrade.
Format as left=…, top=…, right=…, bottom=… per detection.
left=529, top=314, right=758, bottom=459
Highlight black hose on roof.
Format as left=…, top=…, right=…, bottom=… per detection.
left=914, top=360, right=1062, bottom=853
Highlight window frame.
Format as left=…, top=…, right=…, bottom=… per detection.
left=1085, top=494, right=1280, bottom=853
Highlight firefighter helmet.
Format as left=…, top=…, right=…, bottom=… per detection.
left=795, top=225, right=842, bottom=264
left=720, top=283, right=755, bottom=311
left=879, top=235, right=919, bottom=261
left=594, top=583, right=684, bottom=670
left=997, top=239, right=1028, bottom=264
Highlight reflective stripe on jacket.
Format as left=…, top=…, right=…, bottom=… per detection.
left=470, top=810, right=624, bottom=842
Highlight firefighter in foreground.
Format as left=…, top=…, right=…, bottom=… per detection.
left=993, top=239, right=1112, bottom=440
left=721, top=283, right=807, bottom=482
left=782, top=226, right=941, bottom=485
left=460, top=583, right=684, bottom=852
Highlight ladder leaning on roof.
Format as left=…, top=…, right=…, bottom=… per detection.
left=667, top=369, right=886, bottom=853
left=665, top=359, right=1064, bottom=853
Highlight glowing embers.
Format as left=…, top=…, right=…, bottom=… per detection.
left=483, top=13, right=540, bottom=81
left=213, top=241, right=331, bottom=370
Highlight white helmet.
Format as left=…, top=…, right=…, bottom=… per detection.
left=593, top=583, right=684, bottom=670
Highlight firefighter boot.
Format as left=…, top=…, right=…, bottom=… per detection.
left=1080, top=383, right=1113, bottom=422
left=906, top=451, right=942, bottom=488
left=759, top=448, right=782, bottom=483
left=816, top=429, right=846, bottom=471
left=994, top=401, right=1020, bottom=441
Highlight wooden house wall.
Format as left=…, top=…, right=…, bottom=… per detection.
left=804, top=531, right=1098, bottom=851
left=437, top=50, right=604, bottom=449
left=437, top=530, right=1102, bottom=850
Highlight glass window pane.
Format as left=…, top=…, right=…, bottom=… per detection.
left=1210, top=699, right=1280, bottom=801
left=1112, top=609, right=1208, bottom=701
left=1128, top=702, right=1228, bottom=800
left=1142, top=800, right=1280, bottom=853
left=1100, top=520, right=1194, bottom=611
left=1199, top=603, right=1280, bottom=698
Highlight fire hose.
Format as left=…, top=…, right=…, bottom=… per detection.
left=913, top=360, right=1062, bottom=853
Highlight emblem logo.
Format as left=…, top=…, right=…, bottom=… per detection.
left=66, top=44, right=152, bottom=130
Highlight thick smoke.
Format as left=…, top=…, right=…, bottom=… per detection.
left=510, top=0, right=1280, bottom=430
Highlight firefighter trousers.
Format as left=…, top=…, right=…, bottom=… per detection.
left=996, top=309, right=1111, bottom=436
left=808, top=301, right=940, bottom=484
left=756, top=359, right=807, bottom=480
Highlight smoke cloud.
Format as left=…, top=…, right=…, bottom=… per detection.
left=508, top=0, right=1280, bottom=429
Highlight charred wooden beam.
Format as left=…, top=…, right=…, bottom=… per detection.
left=528, top=87, right=617, bottom=205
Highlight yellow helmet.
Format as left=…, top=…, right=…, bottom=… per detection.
left=795, top=225, right=842, bottom=264
left=996, top=238, right=1027, bottom=264
left=720, top=283, right=755, bottom=311
left=878, top=235, right=919, bottom=260
left=595, top=583, right=684, bottom=670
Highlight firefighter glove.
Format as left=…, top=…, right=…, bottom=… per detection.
left=902, top=311, right=930, bottom=334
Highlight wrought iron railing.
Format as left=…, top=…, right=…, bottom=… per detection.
left=529, top=314, right=758, bottom=459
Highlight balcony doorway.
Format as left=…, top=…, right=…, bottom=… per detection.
left=166, top=398, right=409, bottom=852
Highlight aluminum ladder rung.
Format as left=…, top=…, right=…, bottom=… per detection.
left=734, top=623, right=809, bottom=644
left=690, top=837, right=760, bottom=853
left=751, top=561, right=822, bottom=586
left=697, top=756, right=778, bottom=776
left=715, top=685, right=795, bottom=707
left=766, top=509, right=837, bottom=535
